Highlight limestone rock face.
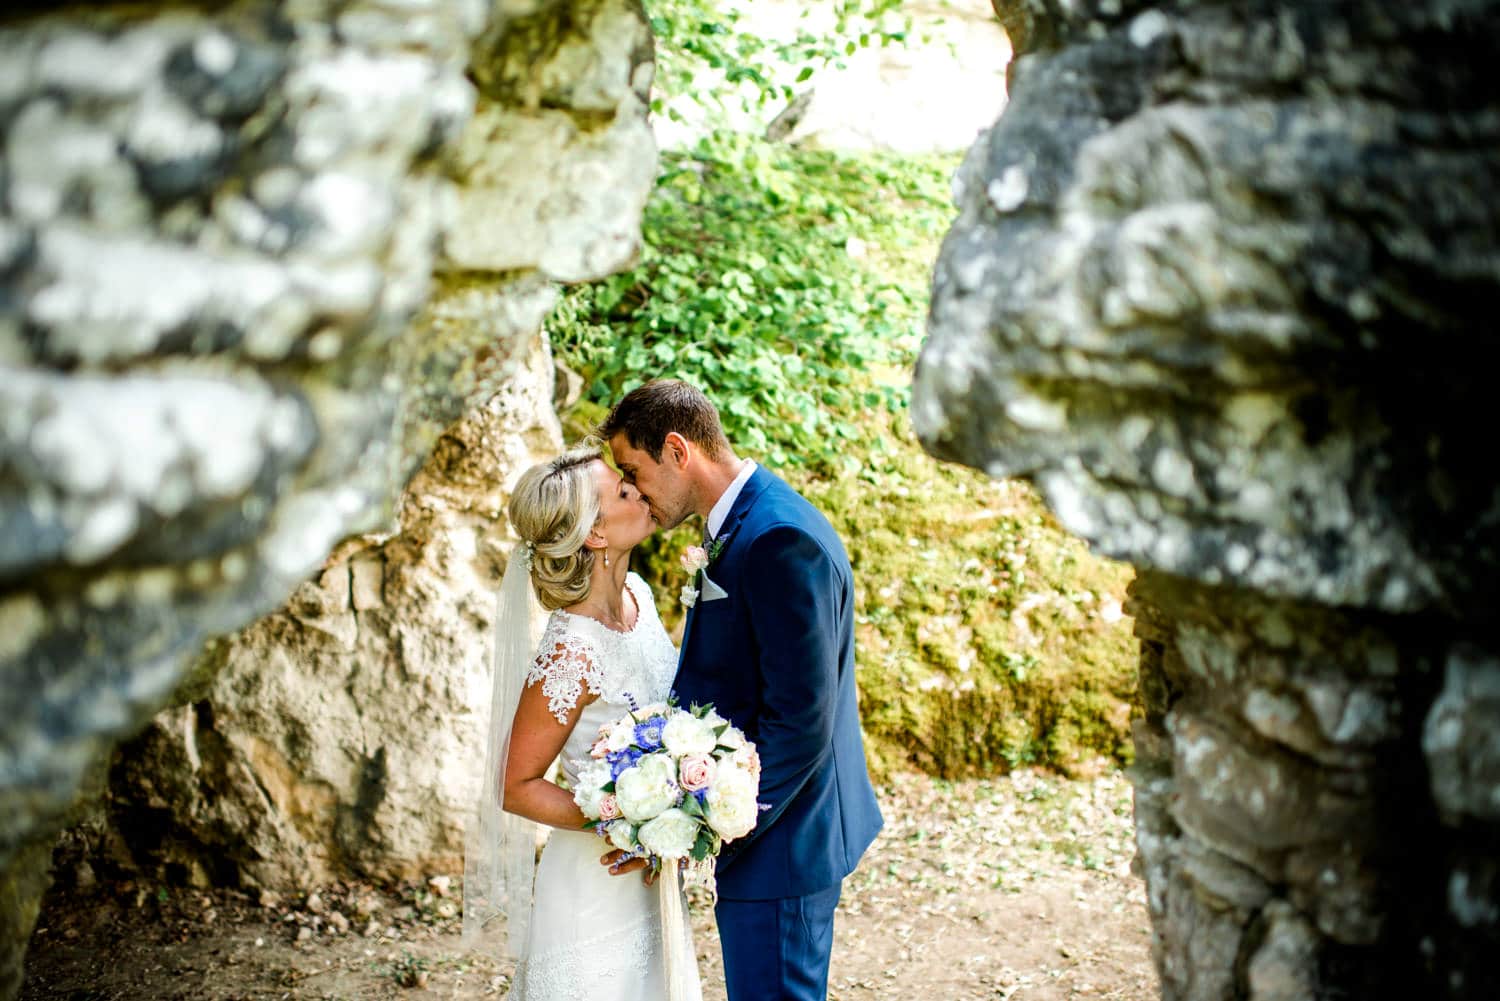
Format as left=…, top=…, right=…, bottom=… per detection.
left=99, top=338, right=562, bottom=890
left=0, top=0, right=653, bottom=993
left=916, top=1, right=1500, bottom=997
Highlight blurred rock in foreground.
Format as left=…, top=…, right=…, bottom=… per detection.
left=916, top=0, right=1500, bottom=996
left=1, top=1, right=655, bottom=995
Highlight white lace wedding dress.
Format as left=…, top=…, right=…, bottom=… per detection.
left=507, top=571, right=702, bottom=1001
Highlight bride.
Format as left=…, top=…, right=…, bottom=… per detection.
left=463, top=443, right=702, bottom=1000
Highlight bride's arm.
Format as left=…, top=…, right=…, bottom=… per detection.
left=502, top=682, right=596, bottom=830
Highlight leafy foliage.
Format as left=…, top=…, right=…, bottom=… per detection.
left=551, top=135, right=1140, bottom=778
left=647, top=0, right=909, bottom=126
left=549, top=3, right=1140, bottom=778
left=551, top=132, right=954, bottom=470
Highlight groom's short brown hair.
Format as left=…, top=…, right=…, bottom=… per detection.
left=599, top=380, right=730, bottom=462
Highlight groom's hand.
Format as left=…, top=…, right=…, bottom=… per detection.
left=600, top=849, right=658, bottom=885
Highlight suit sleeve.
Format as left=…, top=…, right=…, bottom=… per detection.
left=719, top=523, right=842, bottom=867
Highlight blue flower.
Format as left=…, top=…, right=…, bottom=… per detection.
left=634, top=719, right=665, bottom=753
left=607, top=747, right=643, bottom=782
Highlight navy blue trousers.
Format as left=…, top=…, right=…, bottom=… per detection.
left=715, top=883, right=842, bottom=1001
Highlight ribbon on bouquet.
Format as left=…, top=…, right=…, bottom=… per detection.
left=658, top=862, right=697, bottom=1001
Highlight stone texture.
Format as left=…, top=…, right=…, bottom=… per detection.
left=444, top=103, right=655, bottom=280
left=917, top=1, right=1500, bottom=618
left=91, top=338, right=561, bottom=891
left=916, top=1, right=1500, bottom=997
left=0, top=0, right=654, bottom=993
left=451, top=0, right=656, bottom=279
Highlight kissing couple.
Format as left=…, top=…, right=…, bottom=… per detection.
left=463, top=380, right=884, bottom=1000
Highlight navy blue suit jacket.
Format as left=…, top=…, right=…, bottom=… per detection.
left=674, top=466, right=883, bottom=901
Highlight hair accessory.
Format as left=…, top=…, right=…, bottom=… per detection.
left=522, top=540, right=535, bottom=572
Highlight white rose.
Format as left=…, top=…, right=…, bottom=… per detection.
left=607, top=820, right=638, bottom=853
left=705, top=763, right=760, bottom=841
left=605, top=717, right=636, bottom=752
left=615, top=753, right=680, bottom=822
left=571, top=760, right=612, bottom=819
left=717, top=725, right=747, bottom=751
left=661, top=713, right=717, bottom=756
left=637, top=808, right=700, bottom=860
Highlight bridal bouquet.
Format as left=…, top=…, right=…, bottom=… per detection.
left=571, top=700, right=762, bottom=869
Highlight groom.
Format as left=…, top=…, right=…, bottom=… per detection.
left=599, top=379, right=883, bottom=1001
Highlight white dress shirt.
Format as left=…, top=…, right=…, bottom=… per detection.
left=706, top=460, right=757, bottom=540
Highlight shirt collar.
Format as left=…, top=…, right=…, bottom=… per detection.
left=706, top=460, right=757, bottom=540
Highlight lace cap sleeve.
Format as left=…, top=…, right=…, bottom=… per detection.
left=526, top=617, right=604, bottom=724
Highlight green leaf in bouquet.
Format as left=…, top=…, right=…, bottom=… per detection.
left=680, top=795, right=706, bottom=819
left=690, top=828, right=716, bottom=862
left=603, top=781, right=616, bottom=793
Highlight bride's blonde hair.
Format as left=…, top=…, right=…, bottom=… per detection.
left=506, top=443, right=603, bottom=610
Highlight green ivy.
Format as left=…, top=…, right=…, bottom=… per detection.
left=551, top=132, right=957, bottom=471
left=647, top=0, right=909, bottom=126
left=548, top=3, right=1142, bottom=779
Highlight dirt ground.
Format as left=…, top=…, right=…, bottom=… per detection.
left=22, top=770, right=1158, bottom=1001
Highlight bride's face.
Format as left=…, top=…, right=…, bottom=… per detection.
left=590, top=459, right=654, bottom=551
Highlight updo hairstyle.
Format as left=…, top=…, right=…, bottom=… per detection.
left=506, top=444, right=603, bottom=610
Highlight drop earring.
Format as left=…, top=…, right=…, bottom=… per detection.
left=603, top=551, right=610, bottom=568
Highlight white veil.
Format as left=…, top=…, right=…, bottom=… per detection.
left=462, top=544, right=540, bottom=957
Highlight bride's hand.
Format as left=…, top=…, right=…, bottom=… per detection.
left=600, top=848, right=658, bottom=885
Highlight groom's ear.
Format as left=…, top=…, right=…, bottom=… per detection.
left=662, top=432, right=691, bottom=469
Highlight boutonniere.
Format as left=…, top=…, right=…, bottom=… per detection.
left=679, top=545, right=710, bottom=608
left=679, top=535, right=732, bottom=608
left=705, top=526, right=738, bottom=563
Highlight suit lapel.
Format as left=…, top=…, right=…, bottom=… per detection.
left=711, top=465, right=772, bottom=558
left=678, top=466, right=775, bottom=666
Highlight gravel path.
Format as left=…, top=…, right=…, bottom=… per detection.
left=23, top=770, right=1158, bottom=1000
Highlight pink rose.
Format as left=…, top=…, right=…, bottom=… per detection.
left=598, top=793, right=620, bottom=821
left=590, top=735, right=609, bottom=759
left=678, top=754, right=717, bottom=792
left=680, top=546, right=710, bottom=574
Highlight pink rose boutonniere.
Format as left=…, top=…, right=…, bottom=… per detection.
left=679, top=545, right=709, bottom=608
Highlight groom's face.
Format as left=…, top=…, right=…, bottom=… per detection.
left=608, top=432, right=693, bottom=530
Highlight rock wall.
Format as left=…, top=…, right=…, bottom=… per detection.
left=87, top=338, right=563, bottom=892
left=915, top=0, right=1500, bottom=997
left=0, top=0, right=654, bottom=995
